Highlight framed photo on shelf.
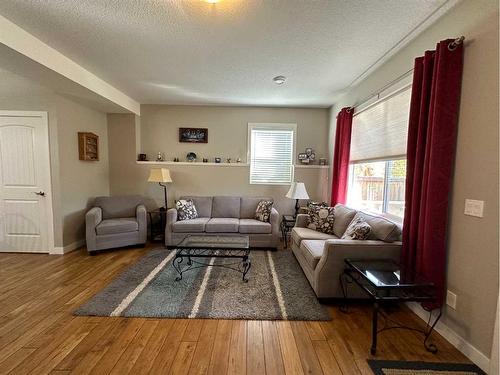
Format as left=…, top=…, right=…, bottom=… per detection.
left=179, top=127, right=208, bottom=143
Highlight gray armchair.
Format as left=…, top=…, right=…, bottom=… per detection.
left=85, top=195, right=147, bottom=253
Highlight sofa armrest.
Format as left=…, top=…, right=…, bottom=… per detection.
left=314, top=239, right=402, bottom=297
left=136, top=204, right=147, bottom=243
left=85, top=207, right=102, bottom=252
left=270, top=208, right=280, bottom=244
left=295, top=213, right=309, bottom=228
left=165, top=208, right=178, bottom=246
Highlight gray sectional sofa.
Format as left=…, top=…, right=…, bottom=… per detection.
left=291, top=204, right=402, bottom=298
left=165, top=196, right=280, bottom=249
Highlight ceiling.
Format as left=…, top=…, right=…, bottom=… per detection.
left=0, top=0, right=454, bottom=108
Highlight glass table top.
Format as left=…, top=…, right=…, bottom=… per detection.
left=175, top=234, right=250, bottom=249
left=345, top=259, right=434, bottom=289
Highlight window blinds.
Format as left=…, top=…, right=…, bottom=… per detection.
left=249, top=127, right=294, bottom=184
left=350, top=87, right=411, bottom=162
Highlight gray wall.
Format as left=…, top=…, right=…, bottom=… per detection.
left=329, top=0, right=499, bottom=358
left=108, top=105, right=330, bottom=216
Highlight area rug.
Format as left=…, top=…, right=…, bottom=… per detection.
left=74, top=248, right=330, bottom=320
left=368, top=360, right=486, bottom=375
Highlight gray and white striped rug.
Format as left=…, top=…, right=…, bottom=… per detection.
left=74, top=248, right=330, bottom=320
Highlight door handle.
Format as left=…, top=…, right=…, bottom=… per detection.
left=34, top=191, right=45, bottom=197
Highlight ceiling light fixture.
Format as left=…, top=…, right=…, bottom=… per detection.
left=206, top=0, right=219, bottom=3
left=273, top=76, right=287, bottom=85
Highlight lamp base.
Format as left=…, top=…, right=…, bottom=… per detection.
left=294, top=199, right=300, bottom=219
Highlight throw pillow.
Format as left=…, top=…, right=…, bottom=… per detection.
left=176, top=199, right=198, bottom=221
left=255, top=200, right=273, bottom=222
left=307, top=206, right=335, bottom=234
left=342, top=216, right=372, bottom=240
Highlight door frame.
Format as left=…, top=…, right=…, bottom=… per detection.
left=0, top=110, right=55, bottom=254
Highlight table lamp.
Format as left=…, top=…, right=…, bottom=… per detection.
left=148, top=168, right=172, bottom=210
left=286, top=182, right=309, bottom=218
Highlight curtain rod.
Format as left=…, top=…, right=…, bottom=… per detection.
left=348, top=36, right=465, bottom=113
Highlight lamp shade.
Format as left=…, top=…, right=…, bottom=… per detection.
left=286, top=182, right=309, bottom=200
left=147, top=168, right=172, bottom=183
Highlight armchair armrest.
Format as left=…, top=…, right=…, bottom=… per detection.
left=136, top=204, right=147, bottom=243
left=85, top=207, right=102, bottom=252
left=165, top=208, right=178, bottom=246
left=295, top=213, right=309, bottom=228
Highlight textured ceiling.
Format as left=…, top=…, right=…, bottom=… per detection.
left=0, top=0, right=451, bottom=107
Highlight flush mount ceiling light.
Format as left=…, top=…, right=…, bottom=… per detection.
left=273, top=76, right=287, bottom=85
left=206, top=0, right=219, bottom=3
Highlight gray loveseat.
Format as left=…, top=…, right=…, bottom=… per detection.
left=86, top=195, right=147, bottom=253
left=291, top=204, right=402, bottom=298
left=165, top=196, right=280, bottom=249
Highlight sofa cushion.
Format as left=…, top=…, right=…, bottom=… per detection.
left=94, top=195, right=143, bottom=220
left=239, top=219, right=272, bottom=234
left=255, top=200, right=273, bottom=222
left=342, top=215, right=372, bottom=240
left=212, top=196, right=241, bottom=218
left=307, top=206, right=335, bottom=234
left=172, top=217, right=210, bottom=233
left=292, top=227, right=336, bottom=246
left=300, top=240, right=325, bottom=269
left=180, top=196, right=212, bottom=218
left=240, top=197, right=273, bottom=219
left=333, top=204, right=357, bottom=237
left=356, top=212, right=401, bottom=242
left=175, top=199, right=198, bottom=221
left=96, top=218, right=138, bottom=235
left=206, top=218, right=239, bottom=232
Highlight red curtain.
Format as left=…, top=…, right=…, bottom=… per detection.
left=331, top=107, right=353, bottom=206
left=402, top=39, right=464, bottom=308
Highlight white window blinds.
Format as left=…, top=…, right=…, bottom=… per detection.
left=350, top=87, right=411, bottom=162
left=249, top=124, right=295, bottom=185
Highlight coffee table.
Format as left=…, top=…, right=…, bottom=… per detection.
left=340, top=258, right=440, bottom=355
left=172, top=234, right=251, bottom=282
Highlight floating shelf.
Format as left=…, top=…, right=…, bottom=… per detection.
left=136, top=161, right=328, bottom=169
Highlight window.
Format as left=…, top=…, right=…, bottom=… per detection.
left=248, top=123, right=296, bottom=185
left=347, top=86, right=411, bottom=219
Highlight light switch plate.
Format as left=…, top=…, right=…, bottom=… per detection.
left=446, top=290, right=457, bottom=309
left=464, top=199, right=484, bottom=218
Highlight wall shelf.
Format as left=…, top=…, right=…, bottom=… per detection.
left=136, top=161, right=328, bottom=169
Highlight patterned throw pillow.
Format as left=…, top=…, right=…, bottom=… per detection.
left=175, top=199, right=198, bottom=221
left=307, top=206, right=335, bottom=234
left=255, top=200, right=273, bottom=222
left=342, top=216, right=372, bottom=240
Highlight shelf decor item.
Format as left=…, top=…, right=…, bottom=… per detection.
left=78, top=132, right=99, bottom=161
left=286, top=182, right=310, bottom=218
left=298, top=147, right=316, bottom=164
left=138, top=153, right=148, bottom=161
left=179, top=128, right=208, bottom=143
left=147, top=168, right=173, bottom=210
left=156, top=152, right=164, bottom=162
left=186, top=152, right=197, bottom=162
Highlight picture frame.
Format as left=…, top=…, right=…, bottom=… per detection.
left=179, top=127, right=208, bottom=143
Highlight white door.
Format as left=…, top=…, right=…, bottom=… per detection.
left=0, top=111, right=54, bottom=253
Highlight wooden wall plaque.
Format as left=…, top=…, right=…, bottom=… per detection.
left=78, top=132, right=99, bottom=161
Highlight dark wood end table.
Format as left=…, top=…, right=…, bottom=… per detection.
left=280, top=215, right=296, bottom=248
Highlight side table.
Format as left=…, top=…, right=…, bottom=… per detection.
left=280, top=215, right=296, bottom=249
left=340, top=258, right=441, bottom=355
left=148, top=209, right=167, bottom=242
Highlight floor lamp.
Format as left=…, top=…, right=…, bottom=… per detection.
left=286, top=182, right=310, bottom=218
left=148, top=168, right=172, bottom=210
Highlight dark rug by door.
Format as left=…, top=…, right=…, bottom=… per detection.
left=368, top=360, right=486, bottom=374
left=75, top=248, right=330, bottom=320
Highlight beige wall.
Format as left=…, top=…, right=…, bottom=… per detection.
left=108, top=105, right=330, bottom=216
left=329, top=0, right=499, bottom=359
left=0, top=69, right=110, bottom=247
left=55, top=96, right=109, bottom=246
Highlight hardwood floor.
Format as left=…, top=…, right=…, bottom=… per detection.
left=0, top=244, right=470, bottom=374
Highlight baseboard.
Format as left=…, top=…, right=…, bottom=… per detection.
left=50, top=239, right=85, bottom=255
left=406, top=302, right=490, bottom=372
